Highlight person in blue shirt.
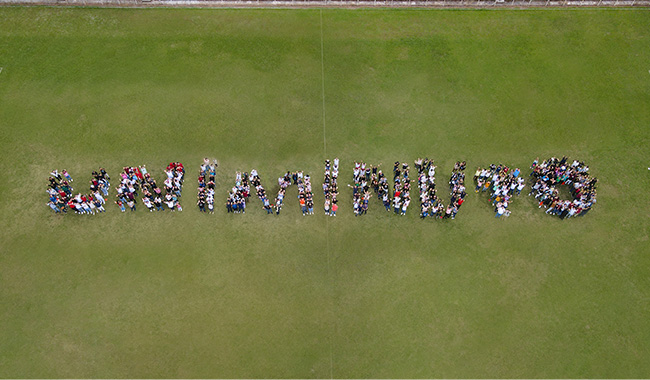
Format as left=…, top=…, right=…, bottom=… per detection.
left=48, top=201, right=61, bottom=213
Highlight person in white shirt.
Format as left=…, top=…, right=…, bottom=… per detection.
left=143, top=197, right=153, bottom=212
left=516, top=182, right=525, bottom=195
left=401, top=198, right=410, bottom=215
left=428, top=165, right=436, bottom=178
left=94, top=191, right=105, bottom=204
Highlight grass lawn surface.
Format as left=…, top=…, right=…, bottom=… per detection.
left=1, top=7, right=649, bottom=378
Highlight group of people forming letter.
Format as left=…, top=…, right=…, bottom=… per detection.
left=114, top=163, right=185, bottom=212
left=46, top=169, right=109, bottom=214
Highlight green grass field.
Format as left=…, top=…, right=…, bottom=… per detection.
left=1, top=7, right=650, bottom=378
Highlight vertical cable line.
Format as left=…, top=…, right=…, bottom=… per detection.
left=320, top=9, right=327, bottom=156
left=319, top=9, right=333, bottom=380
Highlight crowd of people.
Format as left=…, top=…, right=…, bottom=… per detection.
left=352, top=162, right=380, bottom=215
left=529, top=156, right=597, bottom=218
left=323, top=159, right=339, bottom=216
left=416, top=158, right=440, bottom=218
left=226, top=169, right=268, bottom=214
left=350, top=161, right=419, bottom=216
left=114, top=163, right=185, bottom=212
left=274, top=171, right=314, bottom=215
left=46, top=168, right=109, bottom=214
left=351, top=161, right=417, bottom=216
left=474, top=164, right=525, bottom=218
left=49, top=158, right=597, bottom=219
left=197, top=158, right=218, bottom=213
left=416, top=159, right=467, bottom=219
left=390, top=162, right=412, bottom=215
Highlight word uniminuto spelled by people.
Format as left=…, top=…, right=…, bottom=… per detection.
left=46, top=156, right=597, bottom=220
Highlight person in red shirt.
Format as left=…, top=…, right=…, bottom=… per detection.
left=67, top=200, right=77, bottom=213
left=300, top=197, right=307, bottom=215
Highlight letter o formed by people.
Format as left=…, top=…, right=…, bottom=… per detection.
left=529, top=156, right=597, bottom=219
